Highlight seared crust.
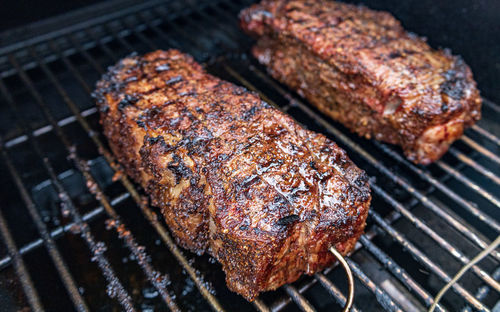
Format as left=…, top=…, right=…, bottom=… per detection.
left=240, top=0, right=482, bottom=164
left=94, top=50, right=371, bottom=300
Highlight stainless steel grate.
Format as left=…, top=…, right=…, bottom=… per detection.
left=0, top=0, right=498, bottom=311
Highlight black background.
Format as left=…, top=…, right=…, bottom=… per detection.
left=1, top=0, right=499, bottom=102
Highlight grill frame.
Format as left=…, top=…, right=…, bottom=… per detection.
left=0, top=0, right=498, bottom=311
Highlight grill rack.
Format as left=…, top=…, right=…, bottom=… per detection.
left=0, top=0, right=498, bottom=311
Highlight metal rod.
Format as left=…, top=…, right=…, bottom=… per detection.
left=219, top=62, right=404, bottom=312
left=436, top=160, right=500, bottom=209
left=269, top=231, right=377, bottom=312
left=462, top=267, right=500, bottom=312
left=448, top=147, right=500, bottom=186
left=84, top=28, right=120, bottom=61
left=482, top=98, right=500, bottom=113
left=346, top=259, right=404, bottom=312
left=372, top=141, right=500, bottom=232
left=120, top=19, right=159, bottom=51
left=315, top=273, right=361, bottom=312
left=460, top=135, right=500, bottom=166
left=0, top=193, right=129, bottom=270
left=0, top=81, right=92, bottom=312
left=284, top=285, right=317, bottom=312
left=66, top=34, right=106, bottom=73
left=358, top=236, right=445, bottom=312
left=0, top=204, right=44, bottom=311
left=329, top=247, right=354, bottom=312
left=369, top=210, right=489, bottom=312
left=252, top=299, right=271, bottom=312
left=170, top=3, right=240, bottom=49
left=139, top=10, right=207, bottom=53
left=4, top=107, right=97, bottom=149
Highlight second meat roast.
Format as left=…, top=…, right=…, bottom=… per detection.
left=240, top=0, right=482, bottom=164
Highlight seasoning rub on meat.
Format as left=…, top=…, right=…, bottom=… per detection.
left=240, top=0, right=482, bottom=164
left=93, top=50, right=371, bottom=300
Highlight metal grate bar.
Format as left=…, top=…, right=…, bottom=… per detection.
left=101, top=11, right=303, bottom=312
left=4, top=107, right=97, bottom=149
left=136, top=14, right=185, bottom=50
left=463, top=268, right=500, bottom=312
left=0, top=192, right=129, bottom=270
left=1, top=2, right=496, bottom=311
left=247, top=64, right=500, bottom=261
left=483, top=98, right=500, bottom=112
left=45, top=30, right=227, bottom=312
left=448, top=147, right=500, bottom=185
left=471, top=124, right=500, bottom=146
left=370, top=184, right=500, bottom=292
left=368, top=210, right=489, bottom=311
left=372, top=141, right=500, bottom=231
left=460, top=135, right=500, bottom=165
left=0, top=200, right=43, bottom=311
left=85, top=28, right=121, bottom=61
left=358, top=235, right=445, bottom=312
left=315, top=273, right=361, bottom=312
left=142, top=11, right=208, bottom=53
left=104, top=25, right=136, bottom=52
left=346, top=259, right=404, bottom=312
left=436, top=160, right=500, bottom=208
left=174, top=3, right=241, bottom=49
left=72, top=12, right=316, bottom=312
left=102, top=13, right=336, bottom=311
left=4, top=56, right=135, bottom=312
left=0, top=81, right=94, bottom=312
left=384, top=152, right=498, bottom=231
left=120, top=19, right=158, bottom=51
left=220, top=63, right=494, bottom=311
left=67, top=34, right=106, bottom=73
left=284, top=285, right=317, bottom=312
left=27, top=46, right=181, bottom=312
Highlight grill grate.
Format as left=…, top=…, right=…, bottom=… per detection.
left=0, top=0, right=498, bottom=311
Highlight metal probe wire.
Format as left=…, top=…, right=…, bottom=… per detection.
left=330, top=246, right=355, bottom=312
left=429, top=234, right=500, bottom=312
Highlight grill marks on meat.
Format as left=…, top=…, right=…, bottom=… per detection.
left=240, top=0, right=482, bottom=164
left=94, top=50, right=370, bottom=300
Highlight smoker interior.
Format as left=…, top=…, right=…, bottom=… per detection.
left=0, top=0, right=499, bottom=311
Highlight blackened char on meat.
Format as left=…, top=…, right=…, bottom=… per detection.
left=93, top=50, right=371, bottom=301
left=240, top=0, right=482, bottom=164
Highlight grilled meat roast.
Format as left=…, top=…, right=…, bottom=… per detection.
left=240, top=0, right=482, bottom=164
left=93, top=50, right=371, bottom=300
